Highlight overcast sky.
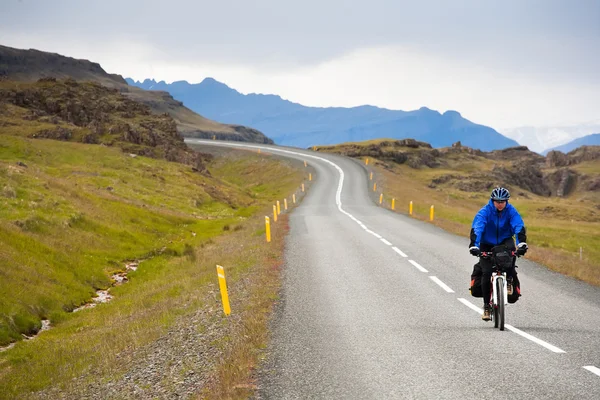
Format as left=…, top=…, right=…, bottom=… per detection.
left=1, top=0, right=599, bottom=130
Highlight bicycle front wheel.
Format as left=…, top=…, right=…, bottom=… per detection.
left=497, top=277, right=505, bottom=331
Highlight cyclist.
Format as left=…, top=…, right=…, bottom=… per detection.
left=469, top=187, right=528, bottom=321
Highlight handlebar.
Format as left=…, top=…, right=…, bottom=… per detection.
left=480, top=250, right=518, bottom=258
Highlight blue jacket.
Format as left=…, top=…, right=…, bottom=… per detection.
left=471, top=199, right=525, bottom=248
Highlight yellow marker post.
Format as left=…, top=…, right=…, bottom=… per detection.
left=370, top=172, right=373, bottom=180
left=212, top=135, right=216, bottom=140
left=366, top=158, right=369, bottom=165
left=273, top=205, right=278, bottom=222
left=309, top=173, right=312, bottom=181
left=284, top=198, right=288, bottom=210
left=258, top=149, right=261, bottom=154
left=302, top=183, right=305, bottom=192
left=373, top=183, right=377, bottom=191
left=392, top=198, right=395, bottom=210
left=216, top=265, right=231, bottom=316
left=430, top=205, right=435, bottom=221
left=304, top=160, right=307, bottom=167
left=379, top=193, right=383, bottom=204
left=265, top=216, right=271, bottom=243
left=277, top=201, right=281, bottom=215
left=409, top=201, right=413, bottom=215
left=313, top=146, right=316, bottom=151
left=293, top=193, right=296, bottom=204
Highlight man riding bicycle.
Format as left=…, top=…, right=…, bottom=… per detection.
left=469, top=187, right=528, bottom=321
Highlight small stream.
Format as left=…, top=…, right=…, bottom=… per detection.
left=0, top=261, right=141, bottom=352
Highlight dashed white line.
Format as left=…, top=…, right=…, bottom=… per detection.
left=380, top=238, right=392, bottom=245
left=457, top=299, right=566, bottom=354
left=584, top=366, right=600, bottom=377
left=458, top=298, right=483, bottom=314
left=371, top=232, right=382, bottom=239
left=392, top=247, right=408, bottom=258
left=408, top=259, right=428, bottom=273
left=429, top=276, right=455, bottom=293
left=504, top=325, right=566, bottom=353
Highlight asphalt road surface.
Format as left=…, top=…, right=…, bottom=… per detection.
left=187, top=139, right=600, bottom=399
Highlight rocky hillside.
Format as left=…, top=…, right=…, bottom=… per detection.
left=0, top=78, right=211, bottom=172
left=0, top=44, right=273, bottom=144
left=317, top=139, right=600, bottom=198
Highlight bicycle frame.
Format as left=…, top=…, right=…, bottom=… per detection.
left=480, top=249, right=515, bottom=331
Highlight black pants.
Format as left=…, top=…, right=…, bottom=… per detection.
left=481, top=238, right=516, bottom=306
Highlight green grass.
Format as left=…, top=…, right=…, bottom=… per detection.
left=0, top=130, right=304, bottom=397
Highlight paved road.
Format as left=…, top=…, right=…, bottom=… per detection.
left=187, top=139, right=600, bottom=399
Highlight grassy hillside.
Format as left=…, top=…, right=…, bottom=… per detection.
left=318, top=139, right=600, bottom=286
left=0, top=76, right=308, bottom=396
left=0, top=132, right=305, bottom=396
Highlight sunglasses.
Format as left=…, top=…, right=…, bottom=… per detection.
left=493, top=200, right=507, bottom=204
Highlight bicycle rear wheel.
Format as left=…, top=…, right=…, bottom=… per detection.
left=497, top=278, right=505, bottom=331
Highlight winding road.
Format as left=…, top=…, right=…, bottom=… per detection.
left=187, top=139, right=600, bottom=399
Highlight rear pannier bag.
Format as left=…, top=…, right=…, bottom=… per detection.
left=469, top=262, right=483, bottom=298
left=508, top=271, right=521, bottom=304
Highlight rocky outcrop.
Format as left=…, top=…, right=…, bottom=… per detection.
left=546, top=146, right=600, bottom=167
left=0, top=79, right=212, bottom=173
left=546, top=150, right=569, bottom=167
left=489, top=146, right=545, bottom=164
left=394, top=139, right=432, bottom=149
left=545, top=169, right=577, bottom=197
left=565, top=146, right=600, bottom=164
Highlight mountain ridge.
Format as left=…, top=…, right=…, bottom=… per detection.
left=127, top=78, right=519, bottom=151
left=543, top=133, right=600, bottom=155
left=0, top=45, right=272, bottom=144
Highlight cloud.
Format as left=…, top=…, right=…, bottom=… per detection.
left=1, top=0, right=599, bottom=128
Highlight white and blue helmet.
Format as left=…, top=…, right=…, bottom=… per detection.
left=491, top=187, right=510, bottom=201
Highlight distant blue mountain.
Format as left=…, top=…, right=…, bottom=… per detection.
left=126, top=78, right=520, bottom=151
left=543, top=134, right=600, bottom=155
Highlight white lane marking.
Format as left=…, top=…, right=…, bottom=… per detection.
left=505, top=324, right=566, bottom=353
left=457, top=299, right=567, bottom=354
left=392, top=247, right=408, bottom=257
left=408, top=259, right=428, bottom=273
left=187, top=140, right=400, bottom=253
left=583, top=366, right=600, bottom=377
left=458, top=298, right=483, bottom=314
left=429, top=276, right=455, bottom=293
left=380, top=238, right=392, bottom=246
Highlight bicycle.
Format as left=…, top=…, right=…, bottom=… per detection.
left=480, top=249, right=520, bottom=331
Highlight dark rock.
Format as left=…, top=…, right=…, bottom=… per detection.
left=587, top=177, right=600, bottom=192
left=31, top=126, right=73, bottom=141
left=545, top=168, right=578, bottom=197
left=395, top=138, right=432, bottom=148
left=546, top=150, right=569, bottom=167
